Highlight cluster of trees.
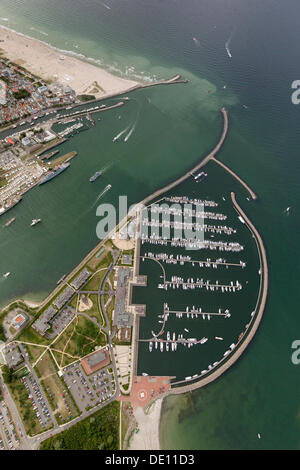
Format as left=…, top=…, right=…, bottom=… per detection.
left=2, top=365, right=14, bottom=384
left=13, top=89, right=31, bottom=100
left=0, top=324, right=6, bottom=342
left=78, top=94, right=96, bottom=102
left=40, top=401, right=120, bottom=450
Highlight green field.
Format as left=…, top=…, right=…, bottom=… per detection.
left=40, top=401, right=120, bottom=450
left=80, top=294, right=105, bottom=327
left=52, top=315, right=107, bottom=367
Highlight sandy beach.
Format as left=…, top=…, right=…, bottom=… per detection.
left=0, top=25, right=139, bottom=98
left=128, top=398, right=163, bottom=450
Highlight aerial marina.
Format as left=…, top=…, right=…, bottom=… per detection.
left=131, top=110, right=268, bottom=388
left=0, top=0, right=297, bottom=452
left=0, top=97, right=268, bottom=451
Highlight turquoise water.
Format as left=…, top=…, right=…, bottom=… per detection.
left=0, top=0, right=299, bottom=449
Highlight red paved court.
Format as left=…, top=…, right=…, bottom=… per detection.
left=119, top=376, right=171, bottom=409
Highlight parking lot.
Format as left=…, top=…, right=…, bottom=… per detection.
left=22, top=374, right=54, bottom=430
left=63, top=362, right=115, bottom=412
left=0, top=401, right=19, bottom=450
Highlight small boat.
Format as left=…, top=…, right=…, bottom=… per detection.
left=184, top=328, right=189, bottom=333
left=142, top=373, right=148, bottom=377
left=31, top=219, right=41, bottom=227
left=89, top=171, right=102, bottom=182
left=200, top=337, right=208, bottom=344
left=215, top=337, right=224, bottom=341
left=3, top=272, right=10, bottom=278
left=4, top=217, right=16, bottom=228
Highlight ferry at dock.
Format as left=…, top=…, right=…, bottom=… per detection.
left=39, top=162, right=70, bottom=185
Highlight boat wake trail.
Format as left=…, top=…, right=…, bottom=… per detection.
left=124, top=124, right=136, bottom=142
left=225, top=32, right=234, bottom=58
left=113, top=125, right=131, bottom=142
left=124, top=103, right=142, bottom=143
left=92, top=185, right=112, bottom=208
left=101, top=2, right=111, bottom=10
left=99, top=162, right=115, bottom=174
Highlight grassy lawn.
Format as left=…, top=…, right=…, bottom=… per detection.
left=52, top=316, right=107, bottom=367
left=17, top=325, right=50, bottom=346
left=81, top=294, right=105, bottom=327
left=86, top=251, right=113, bottom=273
left=106, top=297, right=115, bottom=331
left=70, top=295, right=79, bottom=310
left=25, top=343, right=47, bottom=363
left=82, top=267, right=107, bottom=291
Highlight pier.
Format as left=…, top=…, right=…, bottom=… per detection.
left=130, top=107, right=268, bottom=392
left=142, top=253, right=246, bottom=269
left=168, top=192, right=268, bottom=392
left=211, top=157, right=257, bottom=200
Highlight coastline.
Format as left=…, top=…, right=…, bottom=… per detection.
left=128, top=398, right=163, bottom=450
left=0, top=24, right=140, bottom=98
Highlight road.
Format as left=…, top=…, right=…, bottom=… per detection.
left=28, top=250, right=122, bottom=449
left=0, top=250, right=122, bottom=450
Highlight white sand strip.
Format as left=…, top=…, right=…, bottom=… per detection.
left=0, top=25, right=139, bottom=98
left=129, top=398, right=163, bottom=450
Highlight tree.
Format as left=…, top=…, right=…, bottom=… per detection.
left=2, top=365, right=14, bottom=384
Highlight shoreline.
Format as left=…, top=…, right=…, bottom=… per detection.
left=0, top=24, right=140, bottom=99
left=128, top=398, right=163, bottom=450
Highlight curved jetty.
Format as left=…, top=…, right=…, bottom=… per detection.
left=211, top=157, right=257, bottom=200
left=140, top=107, right=229, bottom=207
left=131, top=107, right=267, bottom=394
